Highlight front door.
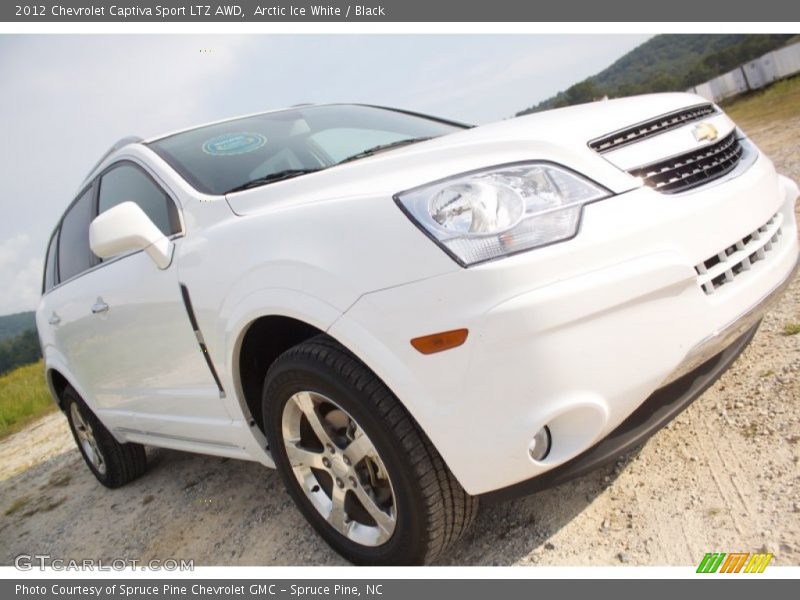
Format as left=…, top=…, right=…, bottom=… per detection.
left=43, top=162, right=232, bottom=445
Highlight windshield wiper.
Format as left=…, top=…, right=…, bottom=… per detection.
left=337, top=137, right=434, bottom=164
left=225, top=168, right=322, bottom=194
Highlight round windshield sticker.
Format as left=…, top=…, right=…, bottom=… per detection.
left=202, top=132, right=267, bottom=156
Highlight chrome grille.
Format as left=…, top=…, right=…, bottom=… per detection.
left=628, top=132, right=744, bottom=194
left=589, top=104, right=717, bottom=153
left=695, top=212, right=783, bottom=295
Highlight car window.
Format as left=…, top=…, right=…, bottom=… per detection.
left=247, top=147, right=305, bottom=180
left=98, top=164, right=180, bottom=236
left=58, top=187, right=96, bottom=283
left=148, top=105, right=466, bottom=195
left=309, top=128, right=409, bottom=163
left=43, top=229, right=59, bottom=292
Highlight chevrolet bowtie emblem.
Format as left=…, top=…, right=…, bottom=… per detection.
left=693, top=122, right=719, bottom=142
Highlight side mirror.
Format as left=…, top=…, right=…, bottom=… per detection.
left=89, top=202, right=173, bottom=269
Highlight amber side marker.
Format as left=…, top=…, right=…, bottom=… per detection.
left=410, top=329, right=469, bottom=355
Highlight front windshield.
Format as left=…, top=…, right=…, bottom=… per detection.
left=147, top=105, right=467, bottom=195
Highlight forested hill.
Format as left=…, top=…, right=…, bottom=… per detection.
left=516, top=34, right=795, bottom=116
left=0, top=312, right=40, bottom=376
left=0, top=311, right=36, bottom=343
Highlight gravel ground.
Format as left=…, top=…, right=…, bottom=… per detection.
left=0, top=118, right=798, bottom=568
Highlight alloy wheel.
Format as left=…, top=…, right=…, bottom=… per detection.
left=281, top=391, right=397, bottom=546
left=69, top=402, right=107, bottom=475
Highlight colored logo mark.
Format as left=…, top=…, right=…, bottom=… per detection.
left=696, top=552, right=773, bottom=573
left=202, top=132, right=267, bottom=156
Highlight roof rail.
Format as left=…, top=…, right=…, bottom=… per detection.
left=83, top=135, right=143, bottom=183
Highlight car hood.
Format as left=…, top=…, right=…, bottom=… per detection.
left=226, top=92, right=711, bottom=217
left=432, top=92, right=710, bottom=151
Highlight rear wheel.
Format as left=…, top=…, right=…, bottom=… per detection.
left=63, top=386, right=147, bottom=488
left=263, top=335, right=478, bottom=565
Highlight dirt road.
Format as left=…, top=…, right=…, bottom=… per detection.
left=1, top=115, right=798, bottom=567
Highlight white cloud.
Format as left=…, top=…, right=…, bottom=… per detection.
left=389, top=36, right=652, bottom=123
left=0, top=234, right=43, bottom=314
left=0, top=234, right=27, bottom=268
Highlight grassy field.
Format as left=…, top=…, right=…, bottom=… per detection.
left=722, top=74, right=800, bottom=129
left=0, top=361, right=56, bottom=440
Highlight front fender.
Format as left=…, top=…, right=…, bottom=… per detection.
left=221, top=287, right=343, bottom=393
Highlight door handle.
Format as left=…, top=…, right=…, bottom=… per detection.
left=48, top=312, right=61, bottom=326
left=91, top=299, right=109, bottom=314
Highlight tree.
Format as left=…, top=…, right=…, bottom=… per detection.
left=564, top=80, right=603, bottom=104
left=0, top=329, right=42, bottom=376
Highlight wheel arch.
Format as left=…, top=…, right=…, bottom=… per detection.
left=231, top=308, right=424, bottom=448
left=225, top=289, right=455, bottom=488
left=46, top=367, right=71, bottom=410
left=236, top=314, right=326, bottom=435
left=42, top=348, right=85, bottom=411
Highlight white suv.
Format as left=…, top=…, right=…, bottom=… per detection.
left=38, top=98, right=799, bottom=565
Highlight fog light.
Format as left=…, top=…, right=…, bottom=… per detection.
left=528, top=426, right=552, bottom=461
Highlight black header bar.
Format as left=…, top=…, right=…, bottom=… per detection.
left=3, top=0, right=800, bottom=22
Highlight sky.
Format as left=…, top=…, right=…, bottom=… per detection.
left=0, top=34, right=652, bottom=315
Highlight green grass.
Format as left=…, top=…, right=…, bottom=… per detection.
left=783, top=322, right=800, bottom=336
left=722, top=75, right=800, bottom=130
left=0, top=361, right=56, bottom=440
left=4, top=496, right=29, bottom=516
left=4, top=494, right=66, bottom=518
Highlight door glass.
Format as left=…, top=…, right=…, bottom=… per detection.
left=43, top=229, right=59, bottom=292
left=58, top=187, right=96, bottom=283
left=99, top=164, right=179, bottom=236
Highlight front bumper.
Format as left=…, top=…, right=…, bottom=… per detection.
left=481, top=244, right=797, bottom=501
left=330, top=151, right=800, bottom=496
left=480, top=323, right=759, bottom=502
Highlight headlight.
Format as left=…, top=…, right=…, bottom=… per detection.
left=395, top=163, right=610, bottom=266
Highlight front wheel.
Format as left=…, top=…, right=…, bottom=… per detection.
left=262, top=336, right=478, bottom=565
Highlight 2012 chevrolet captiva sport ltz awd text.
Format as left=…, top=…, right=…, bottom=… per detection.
left=37, top=98, right=799, bottom=564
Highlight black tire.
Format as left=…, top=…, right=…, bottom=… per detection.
left=63, top=386, right=147, bottom=489
left=262, top=335, right=478, bottom=565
